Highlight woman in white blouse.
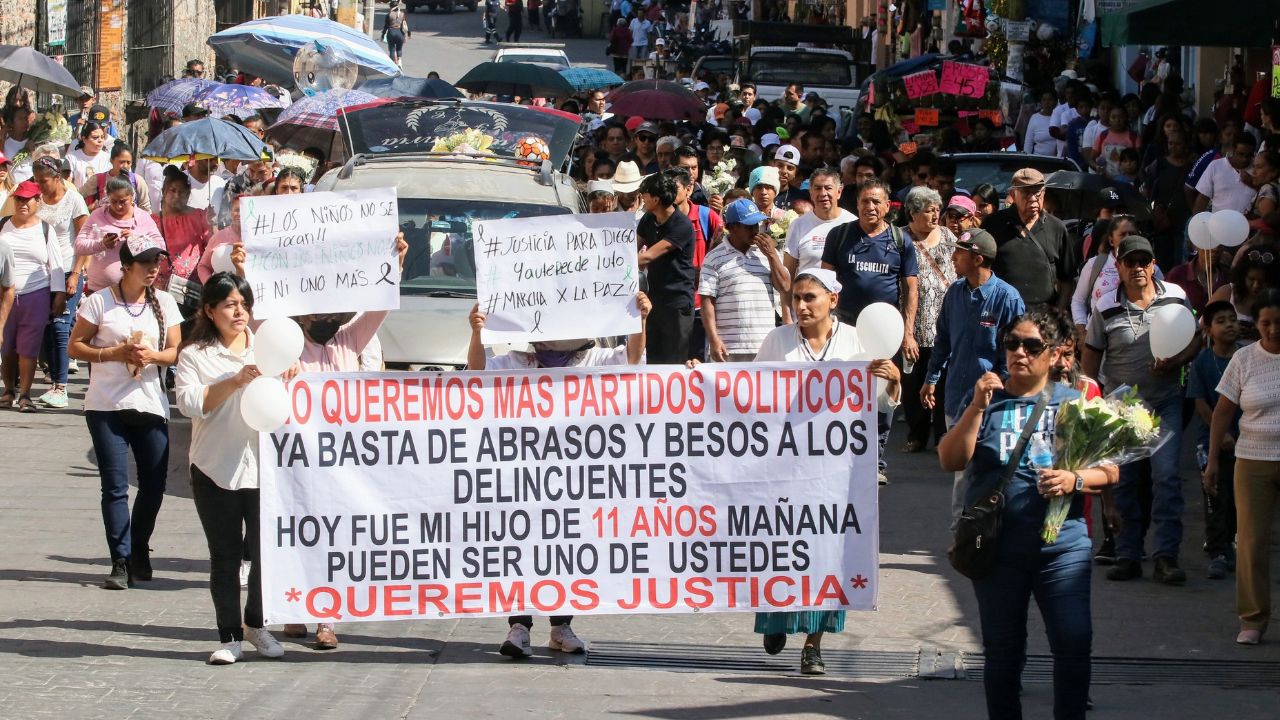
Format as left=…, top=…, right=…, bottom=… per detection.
left=1023, top=90, right=1059, bottom=157
left=174, top=272, right=287, bottom=665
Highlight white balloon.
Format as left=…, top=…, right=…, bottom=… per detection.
left=1187, top=212, right=1215, bottom=250
left=240, top=376, right=291, bottom=433
left=211, top=243, right=236, bottom=274
left=855, top=303, right=905, bottom=359
left=849, top=351, right=888, bottom=398
left=1209, top=209, right=1250, bottom=248
left=1148, top=304, right=1196, bottom=360
left=254, top=318, right=305, bottom=377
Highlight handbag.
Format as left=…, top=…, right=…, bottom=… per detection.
left=948, top=387, right=1051, bottom=580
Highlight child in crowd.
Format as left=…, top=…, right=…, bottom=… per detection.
left=1187, top=300, right=1241, bottom=579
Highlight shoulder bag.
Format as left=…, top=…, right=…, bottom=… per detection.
left=948, top=387, right=1052, bottom=580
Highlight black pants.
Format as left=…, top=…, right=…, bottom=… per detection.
left=506, top=12, right=523, bottom=42
left=900, top=346, right=947, bottom=447
left=509, top=615, right=572, bottom=627
left=1202, top=449, right=1238, bottom=557
left=192, top=465, right=262, bottom=643
left=646, top=306, right=693, bottom=364
left=688, top=307, right=706, bottom=362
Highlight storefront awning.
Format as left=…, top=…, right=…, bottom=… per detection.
left=1101, top=0, right=1280, bottom=48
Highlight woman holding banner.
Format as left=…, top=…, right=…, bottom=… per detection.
left=466, top=292, right=653, bottom=659
left=174, top=272, right=288, bottom=665
left=936, top=309, right=1118, bottom=720
left=747, top=267, right=901, bottom=675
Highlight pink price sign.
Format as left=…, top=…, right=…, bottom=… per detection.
left=903, top=70, right=939, bottom=100
left=940, top=61, right=989, bottom=99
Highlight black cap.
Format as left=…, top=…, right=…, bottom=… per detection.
left=944, top=228, right=998, bottom=259
left=88, top=104, right=110, bottom=123
left=1116, top=235, right=1155, bottom=260
left=1099, top=186, right=1126, bottom=209
left=181, top=102, right=209, bottom=118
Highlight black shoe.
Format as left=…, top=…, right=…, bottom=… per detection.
left=129, top=547, right=153, bottom=582
left=1105, top=558, right=1142, bottom=581
left=1207, top=554, right=1229, bottom=580
left=1152, top=556, right=1187, bottom=585
left=800, top=646, right=825, bottom=675
left=763, top=633, right=787, bottom=655
left=1093, top=538, right=1117, bottom=565
left=104, top=559, right=129, bottom=590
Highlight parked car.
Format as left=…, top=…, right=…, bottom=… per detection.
left=493, top=43, right=571, bottom=70
left=320, top=99, right=585, bottom=369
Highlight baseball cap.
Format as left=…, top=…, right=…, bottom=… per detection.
left=1010, top=168, right=1046, bottom=190
left=804, top=91, right=826, bottom=104
left=1098, top=186, right=1126, bottom=209
left=10, top=180, right=40, bottom=199
left=693, top=81, right=712, bottom=92
left=181, top=102, right=209, bottom=118
left=728, top=135, right=747, bottom=149
left=655, top=37, right=666, bottom=46
left=724, top=198, right=768, bottom=226
left=586, top=179, right=615, bottom=195
left=760, top=132, right=781, bottom=148
left=945, top=229, right=999, bottom=259
left=774, top=144, right=801, bottom=166
left=611, top=160, right=647, bottom=193
left=946, top=195, right=978, bottom=216
left=748, top=165, right=780, bottom=192
left=635, top=120, right=659, bottom=137
left=88, top=104, right=110, bottom=123
left=1116, top=235, right=1155, bottom=261
left=118, top=234, right=170, bottom=264
left=0, top=152, right=8, bottom=165
left=78, top=85, right=95, bottom=100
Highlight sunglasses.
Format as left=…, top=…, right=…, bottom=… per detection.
left=636, top=135, right=656, bottom=143
left=1121, top=254, right=1154, bottom=267
left=1003, top=336, right=1048, bottom=356
left=1249, top=250, right=1276, bottom=264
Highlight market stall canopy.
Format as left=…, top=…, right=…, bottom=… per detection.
left=0, top=45, right=82, bottom=97
left=1101, top=0, right=1280, bottom=48
left=208, top=15, right=399, bottom=87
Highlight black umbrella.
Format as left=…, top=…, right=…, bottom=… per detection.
left=455, top=61, right=575, bottom=99
left=0, top=44, right=81, bottom=96
left=358, top=75, right=463, bottom=99
left=1044, top=170, right=1151, bottom=224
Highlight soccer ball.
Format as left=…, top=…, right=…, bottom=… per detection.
left=513, top=136, right=550, bottom=167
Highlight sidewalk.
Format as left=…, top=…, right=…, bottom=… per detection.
left=1, top=375, right=1278, bottom=719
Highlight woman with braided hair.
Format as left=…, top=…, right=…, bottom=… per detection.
left=68, top=233, right=182, bottom=591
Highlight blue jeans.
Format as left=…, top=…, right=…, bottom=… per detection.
left=85, top=410, right=169, bottom=561
left=1115, top=394, right=1184, bottom=562
left=43, top=272, right=83, bottom=385
left=972, top=542, right=1093, bottom=720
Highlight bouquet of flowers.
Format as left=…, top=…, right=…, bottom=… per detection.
left=11, top=111, right=73, bottom=165
left=1032, top=385, right=1168, bottom=543
left=430, top=129, right=496, bottom=158
left=702, top=158, right=738, bottom=196
left=766, top=208, right=800, bottom=246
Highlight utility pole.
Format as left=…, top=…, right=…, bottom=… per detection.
left=365, top=0, right=376, bottom=37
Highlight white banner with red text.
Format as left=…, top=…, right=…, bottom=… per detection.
left=259, top=363, right=880, bottom=623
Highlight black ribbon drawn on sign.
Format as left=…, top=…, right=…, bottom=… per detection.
left=531, top=310, right=543, bottom=333
left=377, top=262, right=394, bottom=285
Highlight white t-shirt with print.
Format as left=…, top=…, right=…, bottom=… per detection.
left=79, top=287, right=183, bottom=418
left=36, top=190, right=90, bottom=268
left=784, top=209, right=856, bottom=272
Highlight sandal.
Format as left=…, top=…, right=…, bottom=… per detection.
left=0, top=393, right=14, bottom=409
left=16, top=396, right=37, bottom=413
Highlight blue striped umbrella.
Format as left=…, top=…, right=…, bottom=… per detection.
left=207, top=15, right=399, bottom=87
left=145, top=77, right=219, bottom=114
left=559, top=67, right=624, bottom=92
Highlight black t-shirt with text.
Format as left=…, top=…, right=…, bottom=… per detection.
left=638, top=209, right=696, bottom=311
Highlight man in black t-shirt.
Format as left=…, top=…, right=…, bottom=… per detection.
left=637, top=173, right=696, bottom=363
left=981, top=168, right=1076, bottom=307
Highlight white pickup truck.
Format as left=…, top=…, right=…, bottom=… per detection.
left=741, top=22, right=863, bottom=133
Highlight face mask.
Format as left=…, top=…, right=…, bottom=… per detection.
left=305, top=319, right=344, bottom=345
left=531, top=339, right=594, bottom=368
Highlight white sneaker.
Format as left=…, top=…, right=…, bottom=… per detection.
left=244, top=626, right=285, bottom=658
left=209, top=641, right=243, bottom=665
left=68, top=359, right=79, bottom=375
left=499, top=623, right=532, bottom=658
left=548, top=624, right=586, bottom=654
left=239, top=560, right=251, bottom=588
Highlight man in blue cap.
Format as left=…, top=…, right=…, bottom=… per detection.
left=698, top=198, right=791, bottom=361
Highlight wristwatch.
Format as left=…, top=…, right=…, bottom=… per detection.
left=1073, top=473, right=1085, bottom=493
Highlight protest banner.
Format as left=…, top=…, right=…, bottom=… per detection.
left=259, top=363, right=881, bottom=622
left=903, top=70, right=939, bottom=100
left=473, top=212, right=641, bottom=345
left=914, top=108, right=940, bottom=127
left=240, top=187, right=401, bottom=320
left=940, top=61, right=989, bottom=99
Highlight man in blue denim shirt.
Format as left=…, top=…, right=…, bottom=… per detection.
left=922, top=229, right=1026, bottom=522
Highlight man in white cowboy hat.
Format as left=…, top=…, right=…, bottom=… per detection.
left=610, top=159, right=647, bottom=215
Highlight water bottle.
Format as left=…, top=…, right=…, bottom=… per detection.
left=902, top=359, right=915, bottom=374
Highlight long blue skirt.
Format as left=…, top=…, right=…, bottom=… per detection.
left=753, top=610, right=846, bottom=635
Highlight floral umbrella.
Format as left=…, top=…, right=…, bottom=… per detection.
left=146, top=78, right=219, bottom=114
left=266, top=88, right=377, bottom=161
left=191, top=83, right=289, bottom=119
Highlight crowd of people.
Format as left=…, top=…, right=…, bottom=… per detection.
left=0, top=11, right=1278, bottom=720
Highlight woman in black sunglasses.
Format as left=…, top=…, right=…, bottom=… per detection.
left=939, top=309, right=1119, bottom=720
left=1210, top=239, right=1280, bottom=341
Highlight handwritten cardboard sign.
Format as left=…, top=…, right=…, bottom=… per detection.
left=979, top=109, right=1005, bottom=126
left=473, top=211, right=641, bottom=344
left=903, top=70, right=939, bottom=100
left=898, top=141, right=918, bottom=156
left=241, top=187, right=401, bottom=320
left=940, top=61, right=989, bottom=99
left=914, top=108, right=940, bottom=127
